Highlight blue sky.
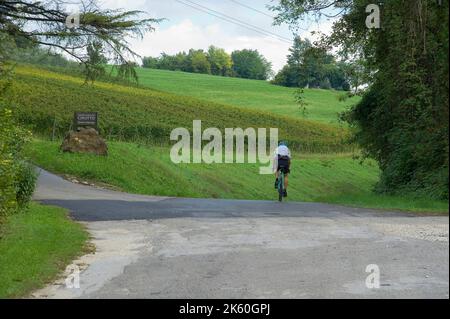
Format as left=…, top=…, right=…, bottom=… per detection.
left=92, top=0, right=336, bottom=72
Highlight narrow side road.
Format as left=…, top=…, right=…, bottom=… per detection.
left=32, top=169, right=449, bottom=298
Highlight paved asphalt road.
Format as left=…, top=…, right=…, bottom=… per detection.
left=32, top=168, right=449, bottom=299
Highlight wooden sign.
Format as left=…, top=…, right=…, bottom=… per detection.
left=73, top=112, right=98, bottom=130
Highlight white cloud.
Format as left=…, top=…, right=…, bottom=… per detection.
left=93, top=1, right=339, bottom=73
left=128, top=19, right=292, bottom=72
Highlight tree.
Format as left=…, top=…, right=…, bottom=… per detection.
left=338, top=59, right=367, bottom=93
left=142, top=56, right=159, bottom=69
left=273, top=36, right=349, bottom=90
left=142, top=46, right=273, bottom=79
left=301, top=45, right=327, bottom=88
left=271, top=65, right=300, bottom=87
left=207, top=46, right=232, bottom=76
left=174, top=52, right=190, bottom=71
left=156, top=53, right=174, bottom=70
left=272, top=0, right=449, bottom=199
left=231, top=49, right=272, bottom=80
left=0, top=0, right=160, bottom=81
left=84, top=41, right=107, bottom=83
left=281, top=37, right=312, bottom=87
left=187, top=49, right=211, bottom=74
left=287, top=36, right=312, bottom=67
left=0, top=1, right=160, bottom=217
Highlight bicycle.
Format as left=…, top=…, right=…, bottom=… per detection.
left=277, top=167, right=286, bottom=202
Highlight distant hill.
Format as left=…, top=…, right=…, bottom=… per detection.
left=133, top=67, right=360, bottom=125
left=2, top=65, right=352, bottom=153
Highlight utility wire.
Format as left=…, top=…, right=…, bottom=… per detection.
left=182, top=0, right=292, bottom=42
left=228, top=0, right=275, bottom=19
left=174, top=0, right=292, bottom=44
left=227, top=0, right=308, bottom=32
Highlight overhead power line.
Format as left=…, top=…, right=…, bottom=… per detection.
left=228, top=0, right=308, bottom=32
left=228, top=0, right=275, bottom=19
left=182, top=0, right=292, bottom=42
left=174, top=0, right=293, bottom=44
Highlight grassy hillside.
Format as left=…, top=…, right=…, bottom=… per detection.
left=24, top=139, right=449, bottom=213
left=2, top=65, right=351, bottom=153
left=133, top=68, right=361, bottom=124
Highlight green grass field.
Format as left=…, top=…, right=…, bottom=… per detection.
left=133, top=68, right=361, bottom=125
left=6, top=64, right=447, bottom=213
left=0, top=203, right=89, bottom=298
left=3, top=65, right=350, bottom=153
left=24, top=139, right=449, bottom=213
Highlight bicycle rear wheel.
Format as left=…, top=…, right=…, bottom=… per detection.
left=278, top=172, right=284, bottom=202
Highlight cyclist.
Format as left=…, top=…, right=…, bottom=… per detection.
left=273, top=141, right=291, bottom=197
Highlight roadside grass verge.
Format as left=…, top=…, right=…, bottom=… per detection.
left=25, top=139, right=449, bottom=214
left=0, top=202, right=89, bottom=298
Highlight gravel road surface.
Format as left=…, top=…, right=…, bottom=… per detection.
left=32, top=168, right=449, bottom=299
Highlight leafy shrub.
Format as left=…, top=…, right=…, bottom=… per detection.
left=346, top=82, right=449, bottom=200
left=0, top=155, right=16, bottom=220
left=0, top=108, right=17, bottom=219
left=0, top=106, right=34, bottom=221
left=337, top=93, right=349, bottom=102
left=14, top=160, right=37, bottom=207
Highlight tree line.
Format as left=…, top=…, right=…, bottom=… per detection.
left=272, top=37, right=356, bottom=91
left=143, top=41, right=355, bottom=92
left=142, top=46, right=273, bottom=80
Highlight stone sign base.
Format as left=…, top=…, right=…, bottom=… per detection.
left=60, top=128, right=108, bottom=156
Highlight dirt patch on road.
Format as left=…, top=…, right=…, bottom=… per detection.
left=30, top=220, right=152, bottom=299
